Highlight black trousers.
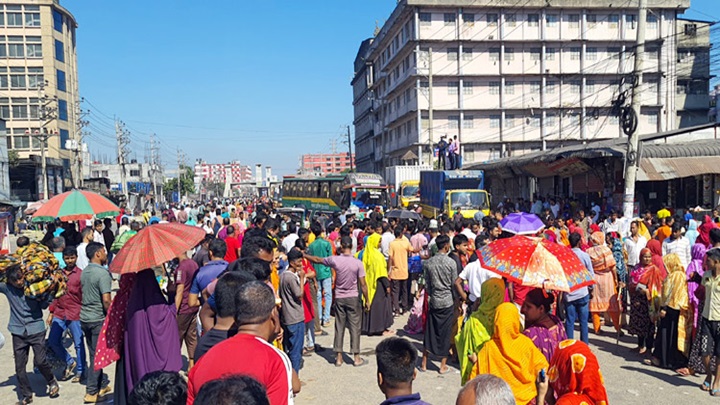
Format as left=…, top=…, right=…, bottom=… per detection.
left=333, top=297, right=362, bottom=354
left=81, top=321, right=104, bottom=395
left=392, top=279, right=409, bottom=313
left=12, top=331, right=55, bottom=399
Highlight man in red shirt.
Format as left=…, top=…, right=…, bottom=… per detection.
left=224, top=226, right=241, bottom=262
left=188, top=281, right=301, bottom=404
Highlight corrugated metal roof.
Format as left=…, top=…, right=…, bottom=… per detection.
left=638, top=156, right=720, bottom=181
left=641, top=141, right=720, bottom=158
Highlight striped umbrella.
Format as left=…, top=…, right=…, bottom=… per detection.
left=110, top=223, right=206, bottom=274
left=32, top=190, right=120, bottom=223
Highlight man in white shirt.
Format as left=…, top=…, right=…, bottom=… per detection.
left=454, top=259, right=501, bottom=307
left=591, top=202, right=601, bottom=223
left=92, top=220, right=105, bottom=246
left=623, top=220, right=647, bottom=267
left=602, top=210, right=621, bottom=234
left=76, top=228, right=94, bottom=270
left=380, top=222, right=394, bottom=259
left=662, top=222, right=692, bottom=268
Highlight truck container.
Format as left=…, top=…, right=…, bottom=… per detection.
left=419, top=170, right=490, bottom=219
left=384, top=165, right=432, bottom=207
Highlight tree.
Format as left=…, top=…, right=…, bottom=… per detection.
left=163, top=165, right=195, bottom=201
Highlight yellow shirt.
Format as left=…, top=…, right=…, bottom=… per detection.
left=702, top=270, right=720, bottom=321
left=389, top=238, right=413, bottom=281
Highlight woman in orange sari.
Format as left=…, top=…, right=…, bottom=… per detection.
left=548, top=339, right=609, bottom=405
left=586, top=232, right=621, bottom=335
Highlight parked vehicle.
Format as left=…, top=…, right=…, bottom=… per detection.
left=419, top=170, right=490, bottom=219
left=384, top=165, right=432, bottom=207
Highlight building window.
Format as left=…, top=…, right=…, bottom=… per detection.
left=626, top=14, right=637, bottom=29
left=505, top=82, right=515, bottom=94
left=528, top=14, right=539, bottom=27
left=545, top=47, right=556, bottom=60
left=647, top=113, right=658, bottom=125
left=490, top=115, right=501, bottom=128
left=570, top=47, right=581, bottom=60
left=487, top=13, right=498, bottom=26
left=608, top=47, right=621, bottom=60
left=570, top=81, right=581, bottom=94
left=489, top=81, right=500, bottom=95
left=14, top=136, right=30, bottom=149
left=0, top=76, right=7, bottom=89
left=530, top=48, right=541, bottom=61
left=530, top=81, right=541, bottom=94
left=586, top=47, right=597, bottom=60
left=505, top=114, right=516, bottom=128
left=53, top=9, right=63, bottom=32
left=444, top=13, right=456, bottom=26
left=462, top=48, right=473, bottom=61
left=26, top=44, right=42, bottom=58
left=489, top=47, right=500, bottom=61
left=130, top=169, right=141, bottom=177
left=586, top=80, right=595, bottom=93
left=504, top=48, right=514, bottom=61
left=60, top=129, right=69, bottom=149
left=647, top=14, right=658, bottom=29
left=530, top=116, right=541, bottom=127
left=448, top=115, right=459, bottom=129
left=447, top=47, right=458, bottom=61
left=6, top=12, right=23, bottom=27
left=58, top=99, right=68, bottom=121
left=546, top=14, right=558, bottom=27
left=56, top=70, right=66, bottom=92
left=464, top=13, right=474, bottom=25
left=55, top=40, right=65, bottom=62
left=419, top=81, right=429, bottom=96
left=647, top=47, right=659, bottom=60
left=101, top=170, right=109, bottom=177
left=419, top=12, right=431, bottom=26
left=10, top=75, right=26, bottom=89
left=586, top=14, right=597, bottom=28
left=24, top=12, right=40, bottom=27
left=505, top=14, right=516, bottom=27
left=12, top=105, right=28, bottom=119
left=569, top=14, right=580, bottom=28
left=463, top=82, right=473, bottom=95
left=448, top=81, right=459, bottom=95
left=609, top=14, right=619, bottom=28
left=463, top=115, right=474, bottom=129
left=8, top=44, right=24, bottom=58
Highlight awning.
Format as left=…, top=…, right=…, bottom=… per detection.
left=400, top=149, right=418, bottom=161
left=638, top=157, right=720, bottom=181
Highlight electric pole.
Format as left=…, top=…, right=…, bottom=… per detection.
left=346, top=125, right=354, bottom=172
left=115, top=118, right=130, bottom=203
left=149, top=134, right=159, bottom=206
left=176, top=148, right=186, bottom=203
left=74, top=101, right=89, bottom=189
left=622, top=0, right=647, bottom=220
left=36, top=81, right=56, bottom=199
left=428, top=47, right=434, bottom=169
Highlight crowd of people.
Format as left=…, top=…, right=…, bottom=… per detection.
left=2, top=197, right=720, bottom=404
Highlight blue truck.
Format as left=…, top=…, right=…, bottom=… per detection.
left=419, top=170, right=491, bottom=219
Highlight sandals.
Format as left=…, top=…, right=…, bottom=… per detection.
left=702, top=380, right=712, bottom=391
left=353, top=358, right=367, bottom=367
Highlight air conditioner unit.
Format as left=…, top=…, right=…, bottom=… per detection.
left=488, top=35, right=494, bottom=40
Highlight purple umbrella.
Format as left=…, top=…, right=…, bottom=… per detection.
left=500, top=212, right=545, bottom=235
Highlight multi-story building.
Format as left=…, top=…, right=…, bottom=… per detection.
left=87, top=160, right=164, bottom=196
left=675, top=17, right=712, bottom=127
left=299, top=152, right=354, bottom=175
left=194, top=160, right=253, bottom=187
left=1, top=0, right=80, bottom=200
left=353, top=0, right=695, bottom=173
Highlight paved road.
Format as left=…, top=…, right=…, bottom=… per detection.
left=0, top=298, right=713, bottom=404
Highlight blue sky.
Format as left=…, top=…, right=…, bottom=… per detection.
left=64, top=0, right=717, bottom=176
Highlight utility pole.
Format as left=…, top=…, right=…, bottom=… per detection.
left=149, top=134, right=159, bottom=205
left=622, top=0, right=647, bottom=220
left=74, top=101, right=89, bottom=189
left=428, top=47, right=434, bottom=169
left=36, top=82, right=56, bottom=199
left=176, top=148, right=186, bottom=203
left=115, top=118, right=130, bottom=203
left=346, top=125, right=354, bottom=172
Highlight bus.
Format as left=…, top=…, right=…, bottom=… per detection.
left=281, top=173, right=390, bottom=215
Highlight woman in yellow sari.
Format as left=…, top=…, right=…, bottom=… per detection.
left=361, top=233, right=394, bottom=336
left=455, top=278, right=505, bottom=384
left=647, top=253, right=691, bottom=371
left=476, top=303, right=549, bottom=405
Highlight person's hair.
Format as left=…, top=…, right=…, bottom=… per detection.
left=569, top=232, right=581, bottom=248
left=227, top=257, right=271, bottom=281
left=452, top=234, right=468, bottom=248
left=474, top=234, right=488, bottom=249
left=707, top=248, right=720, bottom=262
left=458, top=374, right=516, bottom=405
left=264, top=218, right=280, bottom=232
left=194, top=375, right=269, bottom=405
left=86, top=242, right=105, bottom=261
left=128, top=370, right=187, bottom=405
left=375, top=337, right=417, bottom=388
left=81, top=227, right=94, bottom=239
left=525, top=288, right=555, bottom=313
left=234, top=281, right=276, bottom=325
left=439, top=223, right=452, bottom=235
left=671, top=222, right=682, bottom=234
left=51, top=236, right=65, bottom=251
left=340, top=235, right=353, bottom=249
left=287, top=249, right=303, bottom=262
left=63, top=246, right=77, bottom=257
left=298, top=228, right=310, bottom=240
left=310, top=222, right=323, bottom=236
left=393, top=226, right=403, bottom=238
left=122, top=217, right=129, bottom=225
left=208, top=238, right=228, bottom=259
left=435, top=234, right=450, bottom=251
left=103, top=217, right=113, bottom=226
left=294, top=237, right=307, bottom=251
left=16, top=236, right=29, bottom=247
left=239, top=236, right=276, bottom=259
left=710, top=228, right=720, bottom=246
left=286, top=221, right=297, bottom=234
left=94, top=219, right=103, bottom=227
left=215, top=272, right=257, bottom=318
left=131, top=221, right=141, bottom=231
left=340, top=224, right=351, bottom=238
left=6, top=264, right=23, bottom=284
left=226, top=225, right=235, bottom=235
left=222, top=217, right=230, bottom=226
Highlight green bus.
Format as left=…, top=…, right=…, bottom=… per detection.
left=281, top=173, right=390, bottom=214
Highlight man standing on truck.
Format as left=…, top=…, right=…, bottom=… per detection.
left=437, top=135, right=448, bottom=170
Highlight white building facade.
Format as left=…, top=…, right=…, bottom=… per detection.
left=353, top=0, right=693, bottom=173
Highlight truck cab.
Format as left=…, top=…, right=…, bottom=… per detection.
left=398, top=180, right=420, bottom=208
left=419, top=170, right=491, bottom=219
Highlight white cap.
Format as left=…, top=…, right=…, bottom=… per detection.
left=429, top=219, right=438, bottom=229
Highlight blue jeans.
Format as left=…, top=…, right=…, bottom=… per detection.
left=283, top=322, right=305, bottom=372
left=304, top=320, right=315, bottom=349
left=565, top=294, right=590, bottom=344
left=316, top=278, right=333, bottom=324
left=48, top=318, right=86, bottom=376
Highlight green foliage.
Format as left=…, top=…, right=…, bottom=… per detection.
left=163, top=165, right=195, bottom=197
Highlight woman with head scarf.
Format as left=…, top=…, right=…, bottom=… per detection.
left=686, top=219, right=700, bottom=246
left=646, top=239, right=667, bottom=275
left=586, top=232, right=621, bottom=335
left=476, top=303, right=549, bottom=405
left=547, top=339, right=609, bottom=405
left=360, top=233, right=394, bottom=336
left=646, top=253, right=691, bottom=371
left=628, top=248, right=663, bottom=355
left=455, top=278, right=505, bottom=385
left=522, top=288, right=568, bottom=363
left=699, top=215, right=715, bottom=247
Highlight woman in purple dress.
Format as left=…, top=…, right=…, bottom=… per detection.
left=521, top=288, right=568, bottom=362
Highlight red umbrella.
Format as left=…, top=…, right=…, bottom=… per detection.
left=475, top=235, right=595, bottom=292
left=32, top=190, right=119, bottom=222
left=109, top=223, right=206, bottom=274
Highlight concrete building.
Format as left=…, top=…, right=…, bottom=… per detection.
left=353, top=0, right=695, bottom=173
left=194, top=160, right=252, bottom=185
left=1, top=0, right=80, bottom=200
left=87, top=160, right=164, bottom=198
left=675, top=18, right=712, bottom=127
left=299, top=153, right=354, bottom=175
